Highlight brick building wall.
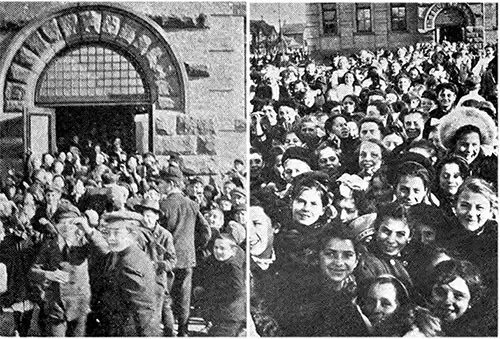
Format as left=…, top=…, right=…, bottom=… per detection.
left=0, top=2, right=246, bottom=181
left=305, top=3, right=497, bottom=62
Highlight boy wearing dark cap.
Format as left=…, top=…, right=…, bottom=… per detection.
left=135, top=198, right=177, bottom=336
left=282, top=146, right=313, bottom=184
left=30, top=204, right=92, bottom=337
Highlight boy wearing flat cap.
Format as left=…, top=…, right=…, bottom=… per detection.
left=30, top=203, right=91, bottom=337
left=76, top=210, right=161, bottom=336
left=135, top=198, right=177, bottom=336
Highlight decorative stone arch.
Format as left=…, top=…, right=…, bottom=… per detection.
left=421, top=3, right=475, bottom=33
left=0, top=2, right=188, bottom=115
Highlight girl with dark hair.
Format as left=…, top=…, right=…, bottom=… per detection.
left=421, top=259, right=491, bottom=336
left=439, top=106, right=497, bottom=186
left=356, top=202, right=416, bottom=289
left=433, top=155, right=469, bottom=217
left=341, top=94, right=361, bottom=117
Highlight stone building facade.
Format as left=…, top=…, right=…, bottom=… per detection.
left=304, top=3, right=498, bottom=61
left=0, top=2, right=246, bottom=180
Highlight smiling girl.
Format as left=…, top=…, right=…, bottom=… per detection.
left=356, top=202, right=417, bottom=289
left=447, top=178, right=497, bottom=293
left=358, top=139, right=388, bottom=181
left=276, top=172, right=332, bottom=271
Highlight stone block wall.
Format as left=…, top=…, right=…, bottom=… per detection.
left=0, top=2, right=246, bottom=180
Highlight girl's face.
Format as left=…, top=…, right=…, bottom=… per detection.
left=455, top=132, right=480, bottom=164
left=396, top=175, right=427, bottom=206
left=317, top=147, right=340, bottom=171
left=319, top=238, right=358, bottom=283
left=455, top=190, right=492, bottom=232
left=284, top=132, right=303, bottom=149
left=430, top=277, right=471, bottom=323
left=283, top=159, right=311, bottom=183
left=292, top=187, right=325, bottom=226
left=439, top=163, right=463, bottom=196
left=376, top=217, right=411, bottom=256
left=342, top=99, right=356, bottom=114
left=359, top=142, right=383, bottom=174
left=344, top=72, right=355, bottom=85
left=337, top=197, right=359, bottom=225
left=362, top=282, right=400, bottom=325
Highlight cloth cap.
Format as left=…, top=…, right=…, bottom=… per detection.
left=53, top=203, right=81, bottom=223
left=348, top=213, right=377, bottom=243
left=160, top=166, right=184, bottom=185
left=100, top=210, right=146, bottom=230
left=134, top=198, right=163, bottom=216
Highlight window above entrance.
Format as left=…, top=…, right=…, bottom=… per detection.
left=36, top=44, right=150, bottom=106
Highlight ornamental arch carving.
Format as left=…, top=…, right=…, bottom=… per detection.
left=420, top=3, right=476, bottom=33
left=0, top=3, right=188, bottom=114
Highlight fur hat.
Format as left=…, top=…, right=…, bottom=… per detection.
left=439, top=106, right=497, bottom=149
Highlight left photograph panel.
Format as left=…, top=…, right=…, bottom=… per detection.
left=0, top=2, right=247, bottom=337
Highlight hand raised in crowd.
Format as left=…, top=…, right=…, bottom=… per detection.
left=44, top=269, right=70, bottom=284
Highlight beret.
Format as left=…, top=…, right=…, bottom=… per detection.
left=282, top=146, right=314, bottom=169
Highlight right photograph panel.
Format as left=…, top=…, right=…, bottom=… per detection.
left=249, top=2, right=498, bottom=337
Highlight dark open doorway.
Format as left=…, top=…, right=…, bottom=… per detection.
left=438, top=26, right=464, bottom=43
left=55, top=105, right=139, bottom=154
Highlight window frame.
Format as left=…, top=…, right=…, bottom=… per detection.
left=356, top=4, right=372, bottom=33
left=390, top=4, right=407, bottom=32
left=321, top=3, right=338, bottom=35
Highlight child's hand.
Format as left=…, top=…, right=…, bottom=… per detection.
left=45, top=269, right=70, bottom=284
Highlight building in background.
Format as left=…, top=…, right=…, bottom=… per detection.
left=0, top=2, right=246, bottom=179
left=305, top=3, right=498, bottom=61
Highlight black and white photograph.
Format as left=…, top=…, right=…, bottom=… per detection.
left=249, top=2, right=498, bottom=337
left=0, top=2, right=247, bottom=336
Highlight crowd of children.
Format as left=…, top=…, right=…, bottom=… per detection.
left=249, top=41, right=498, bottom=336
left=0, top=137, right=247, bottom=337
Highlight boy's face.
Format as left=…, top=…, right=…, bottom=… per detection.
left=142, top=209, right=159, bottom=230
left=213, top=238, right=236, bottom=261
left=102, top=222, right=135, bottom=252
left=57, top=218, right=82, bottom=245
left=205, top=210, right=224, bottom=229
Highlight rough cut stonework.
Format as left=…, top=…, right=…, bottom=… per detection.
left=197, top=135, right=217, bottom=155
left=58, top=14, right=79, bottom=41
left=41, top=18, right=63, bottom=42
left=80, top=11, right=102, bottom=36
left=132, top=34, right=153, bottom=55
left=155, top=135, right=197, bottom=155
left=176, top=116, right=216, bottom=135
left=102, top=12, right=121, bottom=37
left=0, top=3, right=245, bottom=179
left=155, top=113, right=177, bottom=136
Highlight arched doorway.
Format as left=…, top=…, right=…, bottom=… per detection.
left=36, top=43, right=151, bottom=154
left=0, top=3, right=188, bottom=160
left=434, top=7, right=466, bottom=43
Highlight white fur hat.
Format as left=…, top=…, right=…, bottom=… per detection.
left=438, top=106, right=497, bottom=149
